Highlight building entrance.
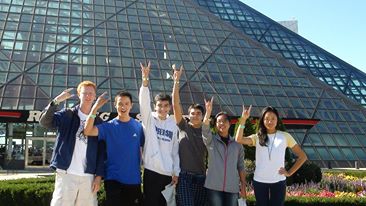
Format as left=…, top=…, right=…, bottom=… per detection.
left=25, top=137, right=55, bottom=167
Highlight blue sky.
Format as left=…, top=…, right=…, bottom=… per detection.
left=240, top=0, right=366, bottom=73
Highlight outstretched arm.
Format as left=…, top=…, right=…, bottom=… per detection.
left=84, top=92, right=109, bottom=137
left=172, top=64, right=184, bottom=124
left=235, top=105, right=254, bottom=145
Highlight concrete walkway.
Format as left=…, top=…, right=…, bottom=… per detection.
left=0, top=167, right=54, bottom=181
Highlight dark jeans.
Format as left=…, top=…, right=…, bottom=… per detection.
left=176, top=171, right=207, bottom=206
left=253, top=180, right=286, bottom=206
left=104, top=180, right=142, bottom=206
left=207, top=188, right=238, bottom=206
left=143, top=168, right=172, bottom=206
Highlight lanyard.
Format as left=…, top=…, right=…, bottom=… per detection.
left=267, top=132, right=277, bottom=161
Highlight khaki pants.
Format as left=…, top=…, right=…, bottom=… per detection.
left=51, top=171, right=97, bottom=206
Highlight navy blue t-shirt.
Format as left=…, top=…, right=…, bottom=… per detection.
left=97, top=118, right=144, bottom=184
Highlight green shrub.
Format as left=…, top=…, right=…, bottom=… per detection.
left=0, top=176, right=106, bottom=206
left=0, top=177, right=54, bottom=206
left=1, top=176, right=365, bottom=206
left=287, top=161, right=322, bottom=185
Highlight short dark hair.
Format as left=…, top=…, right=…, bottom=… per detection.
left=114, top=90, right=132, bottom=103
left=213, top=111, right=231, bottom=133
left=188, top=104, right=204, bottom=114
left=154, top=93, right=171, bottom=105
left=214, top=111, right=229, bottom=122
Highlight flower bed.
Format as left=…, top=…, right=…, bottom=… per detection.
left=0, top=170, right=365, bottom=205
left=283, top=172, right=366, bottom=198
left=243, top=170, right=366, bottom=205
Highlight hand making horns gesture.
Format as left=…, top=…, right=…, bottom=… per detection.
left=140, top=61, right=151, bottom=78
left=239, top=105, right=252, bottom=125
left=172, top=64, right=183, bottom=82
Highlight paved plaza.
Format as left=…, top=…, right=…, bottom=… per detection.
left=0, top=167, right=54, bottom=181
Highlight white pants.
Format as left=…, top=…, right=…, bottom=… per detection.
left=51, top=171, right=97, bottom=206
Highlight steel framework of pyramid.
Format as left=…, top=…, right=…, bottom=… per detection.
left=0, top=0, right=365, bottom=168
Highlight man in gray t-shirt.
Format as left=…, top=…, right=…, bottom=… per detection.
left=172, top=65, right=207, bottom=206
left=178, top=119, right=207, bottom=175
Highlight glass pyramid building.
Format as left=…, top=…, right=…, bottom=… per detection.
left=195, top=0, right=366, bottom=107
left=0, top=0, right=365, bottom=168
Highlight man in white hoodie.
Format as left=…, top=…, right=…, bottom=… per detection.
left=139, top=61, right=180, bottom=206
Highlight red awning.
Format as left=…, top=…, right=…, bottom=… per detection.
left=0, top=111, right=22, bottom=118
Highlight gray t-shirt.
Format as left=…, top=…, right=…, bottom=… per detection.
left=178, top=119, right=207, bottom=175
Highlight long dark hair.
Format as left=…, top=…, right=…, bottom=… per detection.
left=257, top=106, right=280, bottom=146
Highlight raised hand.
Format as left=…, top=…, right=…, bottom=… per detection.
left=172, top=64, right=183, bottom=82
left=204, top=97, right=214, bottom=114
left=54, top=88, right=75, bottom=103
left=239, top=105, right=252, bottom=125
left=140, top=61, right=151, bottom=78
left=92, top=92, right=109, bottom=111
left=203, top=97, right=214, bottom=125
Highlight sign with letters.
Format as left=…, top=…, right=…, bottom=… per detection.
left=0, top=110, right=141, bottom=123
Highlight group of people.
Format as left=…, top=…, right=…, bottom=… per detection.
left=39, top=61, right=307, bottom=206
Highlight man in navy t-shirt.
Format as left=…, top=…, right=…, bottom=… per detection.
left=84, top=91, right=145, bottom=206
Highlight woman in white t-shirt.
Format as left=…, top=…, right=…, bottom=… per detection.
left=235, top=106, right=307, bottom=206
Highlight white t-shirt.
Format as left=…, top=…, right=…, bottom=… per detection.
left=249, top=131, right=296, bottom=183
left=58, top=110, right=92, bottom=176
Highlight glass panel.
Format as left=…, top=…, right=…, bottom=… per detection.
left=326, top=122, right=340, bottom=133
left=329, top=148, right=345, bottom=160
left=356, top=135, right=366, bottom=146
left=253, top=96, right=267, bottom=107
left=321, top=134, right=337, bottom=146
left=316, top=148, right=332, bottom=160
left=308, top=134, right=323, bottom=146
left=344, top=134, right=360, bottom=146
left=333, top=134, right=349, bottom=146
left=27, top=139, right=44, bottom=166
left=354, top=148, right=366, bottom=159
left=341, top=148, right=356, bottom=160
left=0, top=123, right=6, bottom=154
left=303, top=147, right=319, bottom=160
left=265, top=97, right=280, bottom=107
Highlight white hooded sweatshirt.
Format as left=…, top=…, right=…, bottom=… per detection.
left=139, top=86, right=180, bottom=176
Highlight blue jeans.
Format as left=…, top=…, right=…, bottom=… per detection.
left=207, top=188, right=238, bottom=206
left=176, top=171, right=207, bottom=206
left=253, top=180, right=286, bottom=206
